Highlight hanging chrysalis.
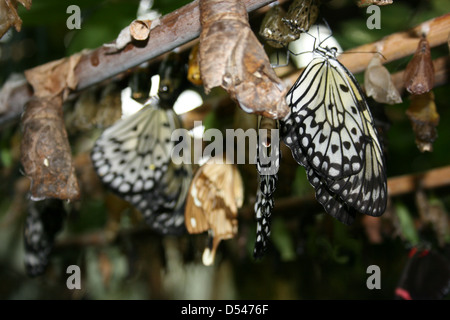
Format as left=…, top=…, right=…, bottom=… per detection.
left=91, top=53, right=193, bottom=235
left=184, top=156, right=244, bottom=266
left=259, top=3, right=299, bottom=48
left=187, top=43, right=203, bottom=86
left=364, top=53, right=402, bottom=104
left=405, top=91, right=439, bottom=152
left=254, top=116, right=280, bottom=258
left=282, top=0, right=321, bottom=35
left=23, top=199, right=66, bottom=277
left=403, top=33, right=435, bottom=95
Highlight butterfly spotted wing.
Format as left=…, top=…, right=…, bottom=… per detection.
left=185, top=157, right=244, bottom=266
left=282, top=46, right=387, bottom=224
left=254, top=117, right=280, bottom=258
left=91, top=98, right=192, bottom=235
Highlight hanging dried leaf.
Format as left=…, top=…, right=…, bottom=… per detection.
left=24, top=53, right=83, bottom=100
left=21, top=96, right=80, bottom=201
left=259, top=4, right=299, bottom=48
left=406, top=91, right=439, bottom=152
left=355, top=0, right=393, bottom=7
left=187, top=43, right=203, bottom=86
left=185, top=157, right=244, bottom=266
left=282, top=0, right=321, bottom=34
left=364, top=54, right=402, bottom=104
left=403, top=36, right=435, bottom=95
left=0, top=0, right=32, bottom=39
left=198, top=0, right=289, bottom=119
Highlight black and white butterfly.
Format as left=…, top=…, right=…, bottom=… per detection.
left=254, top=117, right=280, bottom=258
left=91, top=53, right=192, bottom=235
left=281, top=42, right=387, bottom=225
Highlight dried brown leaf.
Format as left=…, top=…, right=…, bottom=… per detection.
left=403, top=36, right=435, bottom=95
left=20, top=96, right=80, bottom=201
left=405, top=91, right=439, bottom=152
left=364, top=54, right=402, bottom=104
left=0, top=0, right=32, bottom=38
left=199, top=0, right=289, bottom=120
left=24, top=53, right=83, bottom=99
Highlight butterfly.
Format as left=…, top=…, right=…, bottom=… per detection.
left=254, top=116, right=280, bottom=258
left=395, top=247, right=450, bottom=300
left=23, top=199, right=66, bottom=277
left=281, top=43, right=387, bottom=225
left=184, top=156, right=244, bottom=266
left=91, top=53, right=192, bottom=235
left=91, top=97, right=192, bottom=235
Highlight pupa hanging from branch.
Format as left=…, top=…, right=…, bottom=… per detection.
left=198, top=0, right=289, bottom=120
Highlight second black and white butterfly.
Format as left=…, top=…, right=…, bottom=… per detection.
left=281, top=42, right=387, bottom=224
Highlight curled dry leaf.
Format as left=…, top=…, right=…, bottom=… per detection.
left=20, top=96, right=80, bottom=201
left=184, top=156, right=244, bottom=266
left=403, top=36, right=435, bottom=95
left=0, top=0, right=32, bottom=38
left=130, top=19, right=152, bottom=41
left=198, top=0, right=289, bottom=120
left=364, top=54, right=402, bottom=104
left=405, top=91, right=439, bottom=152
left=106, top=18, right=160, bottom=51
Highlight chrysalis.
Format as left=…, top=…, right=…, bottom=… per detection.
left=184, top=156, right=244, bottom=266
left=187, top=43, right=203, bottom=86
left=282, top=0, right=321, bottom=34
left=364, top=54, right=402, bottom=104
left=355, top=0, right=393, bottom=7
left=403, top=35, right=435, bottom=95
left=405, top=91, right=439, bottom=152
left=259, top=4, right=299, bottom=48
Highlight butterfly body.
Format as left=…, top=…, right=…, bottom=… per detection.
left=282, top=45, right=387, bottom=224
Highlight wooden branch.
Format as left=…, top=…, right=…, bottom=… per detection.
left=387, top=165, right=450, bottom=197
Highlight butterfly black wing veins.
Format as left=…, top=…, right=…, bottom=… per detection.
left=281, top=46, right=387, bottom=224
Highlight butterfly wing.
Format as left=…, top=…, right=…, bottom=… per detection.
left=282, top=50, right=387, bottom=223
left=92, top=99, right=192, bottom=234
